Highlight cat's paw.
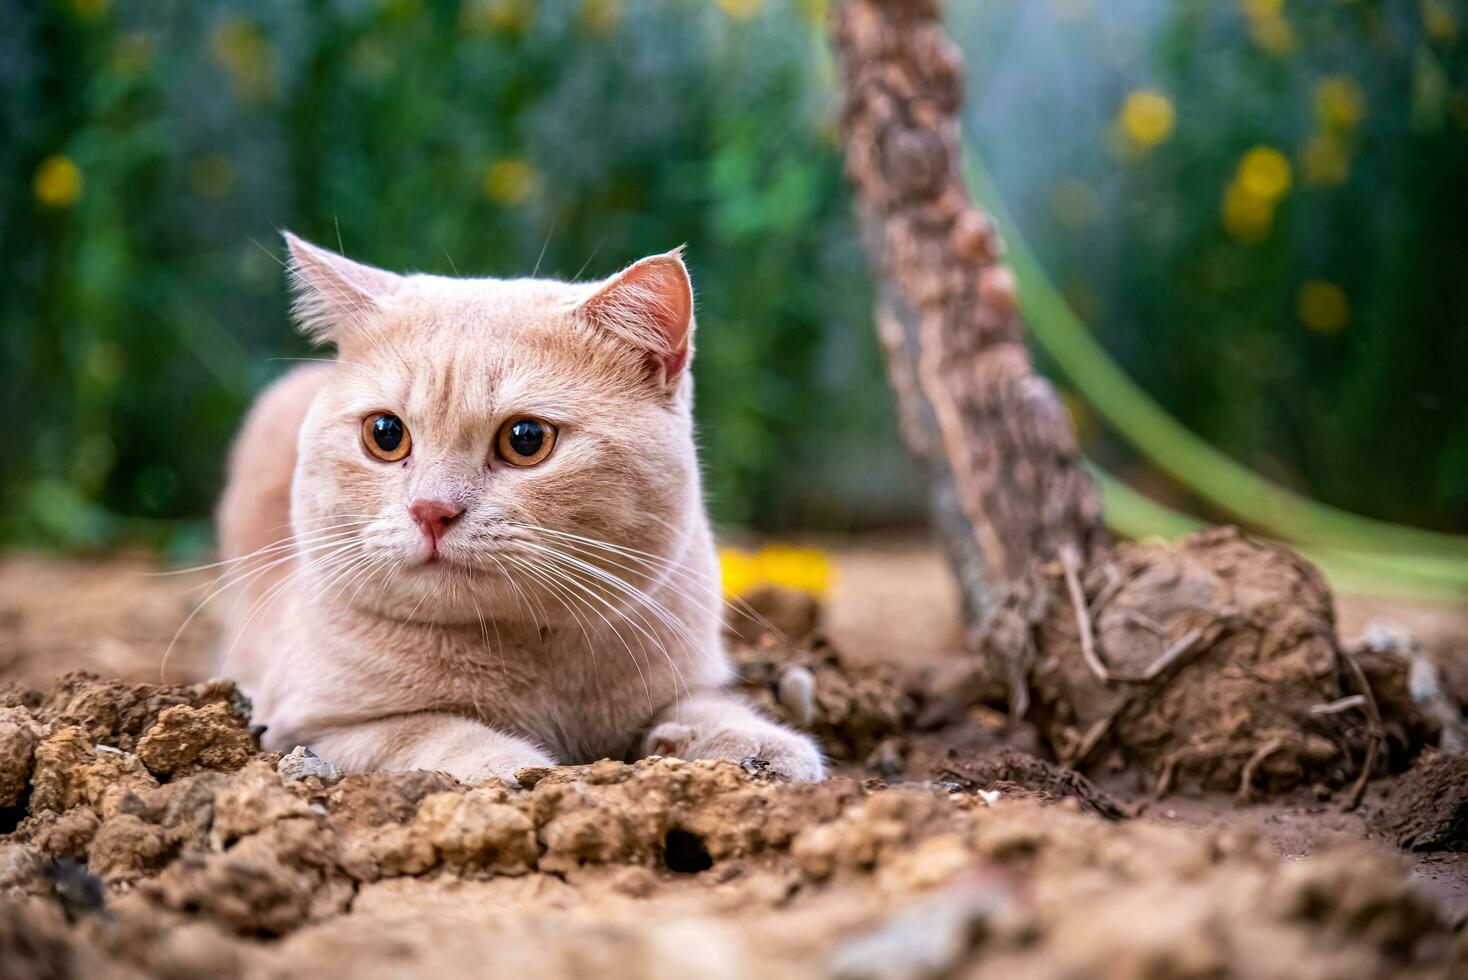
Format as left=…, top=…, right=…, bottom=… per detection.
left=444, top=740, right=556, bottom=788
left=644, top=720, right=825, bottom=781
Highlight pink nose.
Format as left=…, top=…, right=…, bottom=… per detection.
left=409, top=499, right=462, bottom=546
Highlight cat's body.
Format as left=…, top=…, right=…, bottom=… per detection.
left=215, top=236, right=823, bottom=783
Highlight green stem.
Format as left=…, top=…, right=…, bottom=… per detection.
left=965, top=151, right=1468, bottom=565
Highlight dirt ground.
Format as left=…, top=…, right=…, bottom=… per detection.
left=0, top=541, right=1465, bottom=979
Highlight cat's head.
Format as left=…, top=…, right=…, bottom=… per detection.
left=283, top=233, right=706, bottom=624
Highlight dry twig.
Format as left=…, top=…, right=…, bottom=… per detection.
left=1060, top=545, right=1109, bottom=684
left=1069, top=626, right=1212, bottom=769
left=1340, top=650, right=1384, bottom=811
left=1236, top=737, right=1290, bottom=803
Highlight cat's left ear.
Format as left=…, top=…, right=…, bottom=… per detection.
left=577, top=247, right=695, bottom=387
left=283, top=231, right=403, bottom=347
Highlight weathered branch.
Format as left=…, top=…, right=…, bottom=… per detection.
left=831, top=0, right=1106, bottom=634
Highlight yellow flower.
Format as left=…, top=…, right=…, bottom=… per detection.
left=461, top=0, right=534, bottom=34
left=1297, top=280, right=1349, bottom=334
left=579, top=0, right=623, bottom=34
left=755, top=546, right=834, bottom=599
left=795, top=0, right=828, bottom=27
left=33, top=155, right=83, bottom=208
left=1422, top=0, right=1459, bottom=42
left=1117, top=89, right=1176, bottom=151
left=482, top=158, right=536, bottom=205
left=1315, top=76, right=1366, bottom=131
left=210, top=17, right=276, bottom=104
left=1223, top=148, right=1291, bottom=242
left=717, top=0, right=764, bottom=20
left=719, top=545, right=835, bottom=599
left=1302, top=134, right=1351, bottom=187
left=1237, top=146, right=1292, bottom=201
left=719, top=547, right=759, bottom=598
left=1239, top=0, right=1295, bottom=56
left=1222, top=181, right=1275, bottom=245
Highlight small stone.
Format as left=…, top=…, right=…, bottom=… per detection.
left=777, top=666, right=817, bottom=728
left=828, top=875, right=1015, bottom=980
left=740, top=757, right=777, bottom=781
left=276, top=746, right=345, bottom=784
left=866, top=738, right=905, bottom=779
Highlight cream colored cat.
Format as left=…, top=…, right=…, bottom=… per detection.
left=214, top=233, right=823, bottom=784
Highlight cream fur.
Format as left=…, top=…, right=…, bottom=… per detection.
left=215, top=235, right=823, bottom=785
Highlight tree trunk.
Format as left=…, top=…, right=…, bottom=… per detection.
left=827, top=0, right=1453, bottom=799
left=831, top=0, right=1107, bottom=638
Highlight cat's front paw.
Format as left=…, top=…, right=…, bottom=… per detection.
left=436, top=737, right=556, bottom=788
left=644, top=721, right=825, bottom=781
left=457, top=744, right=557, bottom=788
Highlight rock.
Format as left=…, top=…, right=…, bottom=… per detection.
left=21, top=807, right=100, bottom=860
left=28, top=726, right=156, bottom=817
left=777, top=665, right=817, bottom=727
left=277, top=746, right=345, bottom=784
left=416, top=787, right=537, bottom=874
left=87, top=812, right=176, bottom=883
left=828, top=874, right=1015, bottom=980
left=41, top=672, right=250, bottom=754
left=136, top=702, right=257, bottom=776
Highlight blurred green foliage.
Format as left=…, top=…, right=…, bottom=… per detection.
left=3, top=0, right=1467, bottom=554
left=956, top=0, right=1468, bottom=533
left=1, top=0, right=914, bottom=552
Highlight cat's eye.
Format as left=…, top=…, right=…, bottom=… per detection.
left=496, top=417, right=557, bottom=467
left=362, top=412, right=411, bottom=462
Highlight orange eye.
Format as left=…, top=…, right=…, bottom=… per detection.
left=362, top=413, right=411, bottom=462
left=496, top=417, right=557, bottom=467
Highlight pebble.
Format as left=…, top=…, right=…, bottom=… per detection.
left=276, top=745, right=345, bottom=784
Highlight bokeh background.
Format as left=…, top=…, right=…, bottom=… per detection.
left=3, top=0, right=1467, bottom=558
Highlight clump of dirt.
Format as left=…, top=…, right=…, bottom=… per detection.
left=727, top=593, right=916, bottom=764
left=1370, top=751, right=1468, bottom=852
left=0, top=671, right=1462, bottom=978
left=1022, top=528, right=1414, bottom=798
left=24, top=672, right=251, bottom=756
left=935, top=744, right=1127, bottom=819
left=0, top=705, right=39, bottom=808
left=728, top=585, right=825, bottom=647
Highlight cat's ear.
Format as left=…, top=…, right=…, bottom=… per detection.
left=283, top=232, right=402, bottom=346
left=577, top=247, right=695, bottom=386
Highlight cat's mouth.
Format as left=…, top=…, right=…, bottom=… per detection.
left=417, top=550, right=493, bottom=579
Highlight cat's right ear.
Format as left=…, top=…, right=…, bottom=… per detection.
left=283, top=232, right=402, bottom=346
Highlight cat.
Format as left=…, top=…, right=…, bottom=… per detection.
left=214, top=233, right=824, bottom=785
